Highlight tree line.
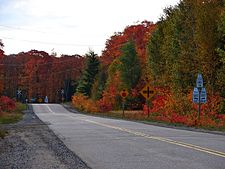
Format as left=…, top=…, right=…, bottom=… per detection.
left=0, top=0, right=224, bottom=125
left=72, top=0, right=224, bottom=127
left=0, top=48, right=84, bottom=102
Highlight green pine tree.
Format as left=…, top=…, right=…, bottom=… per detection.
left=118, top=41, right=141, bottom=90
left=76, top=50, right=99, bottom=96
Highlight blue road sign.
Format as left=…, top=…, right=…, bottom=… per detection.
left=196, top=73, right=203, bottom=88
left=192, top=87, right=199, bottom=103
left=200, top=87, right=207, bottom=103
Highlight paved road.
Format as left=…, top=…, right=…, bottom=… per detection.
left=32, top=104, right=225, bottom=169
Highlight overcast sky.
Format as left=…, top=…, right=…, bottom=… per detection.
left=0, top=0, right=180, bottom=56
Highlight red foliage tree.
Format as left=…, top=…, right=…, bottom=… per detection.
left=100, top=21, right=156, bottom=66
left=0, top=39, right=4, bottom=58
left=1, top=49, right=84, bottom=102
left=0, top=96, right=16, bottom=112
left=0, top=40, right=4, bottom=95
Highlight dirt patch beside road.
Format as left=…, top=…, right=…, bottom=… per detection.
left=0, top=107, right=91, bottom=169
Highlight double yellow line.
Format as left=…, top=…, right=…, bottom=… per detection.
left=83, top=119, right=225, bottom=158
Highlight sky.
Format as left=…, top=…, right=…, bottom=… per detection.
left=0, top=0, right=180, bottom=56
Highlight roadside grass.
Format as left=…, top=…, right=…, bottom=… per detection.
left=0, top=128, right=8, bottom=139
left=71, top=105, right=225, bottom=132
left=199, top=125, right=225, bottom=132
left=0, top=113, right=23, bottom=124
left=83, top=110, right=146, bottom=120
left=14, top=102, right=27, bottom=114
left=0, top=102, right=26, bottom=138
left=0, top=102, right=26, bottom=124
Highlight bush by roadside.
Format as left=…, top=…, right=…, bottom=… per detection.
left=70, top=90, right=225, bottom=132
left=0, top=96, right=26, bottom=138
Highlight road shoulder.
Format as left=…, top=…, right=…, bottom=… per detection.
left=0, top=106, right=91, bottom=169
left=62, top=103, right=225, bottom=136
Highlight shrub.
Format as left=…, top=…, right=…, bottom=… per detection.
left=97, top=85, right=116, bottom=112
left=143, top=87, right=225, bottom=129
left=0, top=96, right=16, bottom=113
left=72, top=93, right=99, bottom=113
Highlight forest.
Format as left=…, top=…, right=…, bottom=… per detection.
left=0, top=0, right=225, bottom=128
left=0, top=47, right=84, bottom=102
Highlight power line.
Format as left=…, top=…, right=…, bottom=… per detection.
left=0, top=25, right=50, bottom=34
left=0, top=24, right=83, bottom=37
left=0, top=36, right=103, bottom=47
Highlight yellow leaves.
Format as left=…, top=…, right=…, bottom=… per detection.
left=72, top=93, right=99, bottom=113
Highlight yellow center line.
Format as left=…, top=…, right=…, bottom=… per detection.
left=82, top=119, right=225, bottom=158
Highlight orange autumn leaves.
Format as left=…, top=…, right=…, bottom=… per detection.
left=72, top=19, right=225, bottom=129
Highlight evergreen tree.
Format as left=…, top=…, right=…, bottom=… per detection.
left=90, top=65, right=107, bottom=100
left=118, top=41, right=141, bottom=90
left=76, top=50, right=99, bottom=96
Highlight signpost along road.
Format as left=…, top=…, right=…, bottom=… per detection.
left=16, top=89, right=22, bottom=101
left=192, top=73, right=207, bottom=122
left=200, top=87, right=207, bottom=103
left=140, top=85, right=156, bottom=100
left=120, top=89, right=129, bottom=117
left=17, top=89, right=22, bottom=95
left=140, top=85, right=156, bottom=117
left=120, top=89, right=129, bottom=99
left=193, top=87, right=199, bottom=103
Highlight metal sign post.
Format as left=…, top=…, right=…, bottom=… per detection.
left=192, top=73, right=207, bottom=123
left=140, top=85, right=156, bottom=117
left=16, top=89, right=22, bottom=102
left=146, top=100, right=151, bottom=118
left=120, top=89, right=128, bottom=118
left=122, top=101, right=125, bottom=118
left=197, top=73, right=203, bottom=121
left=61, top=89, right=64, bottom=103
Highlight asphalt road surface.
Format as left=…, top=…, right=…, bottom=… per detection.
left=32, top=104, right=225, bottom=169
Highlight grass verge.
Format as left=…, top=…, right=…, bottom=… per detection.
left=0, top=102, right=26, bottom=138
left=71, top=104, right=225, bottom=133
left=0, top=128, right=8, bottom=139
left=0, top=113, right=23, bottom=124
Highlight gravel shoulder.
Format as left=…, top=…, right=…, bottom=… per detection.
left=0, top=106, right=91, bottom=169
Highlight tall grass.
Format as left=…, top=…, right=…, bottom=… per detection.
left=0, top=102, right=26, bottom=138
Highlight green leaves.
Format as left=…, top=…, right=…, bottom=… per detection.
left=148, top=0, right=224, bottom=94
left=107, top=41, right=141, bottom=91
left=118, top=41, right=141, bottom=90
left=76, top=50, right=100, bottom=97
